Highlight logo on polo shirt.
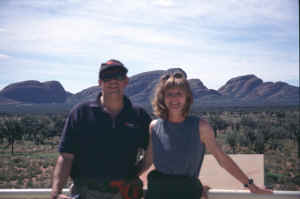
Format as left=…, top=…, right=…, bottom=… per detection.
left=124, top=122, right=137, bottom=128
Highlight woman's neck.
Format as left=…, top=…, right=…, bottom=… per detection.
left=167, top=113, right=185, bottom=123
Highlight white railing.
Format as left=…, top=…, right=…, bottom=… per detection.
left=0, top=189, right=299, bottom=199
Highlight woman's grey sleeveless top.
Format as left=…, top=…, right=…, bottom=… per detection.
left=151, top=116, right=206, bottom=178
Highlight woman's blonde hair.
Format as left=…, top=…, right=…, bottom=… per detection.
left=152, top=74, right=193, bottom=120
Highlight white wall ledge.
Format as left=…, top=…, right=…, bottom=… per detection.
left=0, top=189, right=299, bottom=199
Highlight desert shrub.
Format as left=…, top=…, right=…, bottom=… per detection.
left=12, top=157, right=23, bottom=165
left=268, top=139, right=283, bottom=151
left=266, top=172, right=284, bottom=184
left=240, top=116, right=257, bottom=129
left=292, top=176, right=300, bottom=186
left=244, top=128, right=257, bottom=146
left=238, top=133, right=250, bottom=147
left=225, top=130, right=238, bottom=153
left=253, top=132, right=264, bottom=154
left=16, top=178, right=24, bottom=186
left=208, top=115, right=229, bottom=137
left=26, top=178, right=33, bottom=187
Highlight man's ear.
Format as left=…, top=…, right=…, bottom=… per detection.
left=124, top=77, right=129, bottom=86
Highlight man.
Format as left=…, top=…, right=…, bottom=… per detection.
left=51, top=59, right=151, bottom=199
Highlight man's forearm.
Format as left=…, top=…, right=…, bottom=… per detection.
left=51, top=155, right=73, bottom=199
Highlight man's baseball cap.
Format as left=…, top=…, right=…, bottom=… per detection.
left=99, top=59, right=128, bottom=80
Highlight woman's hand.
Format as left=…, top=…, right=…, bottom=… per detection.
left=249, top=184, right=273, bottom=194
left=51, top=194, right=72, bottom=199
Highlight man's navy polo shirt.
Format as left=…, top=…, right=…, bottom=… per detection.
left=59, top=93, right=151, bottom=180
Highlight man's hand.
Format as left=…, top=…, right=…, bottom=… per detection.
left=51, top=153, right=74, bottom=199
left=201, top=185, right=210, bottom=199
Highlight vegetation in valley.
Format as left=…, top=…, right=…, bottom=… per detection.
left=0, top=107, right=299, bottom=190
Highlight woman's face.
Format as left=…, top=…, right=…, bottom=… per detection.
left=164, top=87, right=187, bottom=114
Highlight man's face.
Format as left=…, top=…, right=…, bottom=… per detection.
left=99, top=69, right=128, bottom=96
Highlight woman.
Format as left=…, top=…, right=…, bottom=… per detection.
left=142, top=69, right=272, bottom=199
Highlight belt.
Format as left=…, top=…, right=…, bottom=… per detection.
left=73, top=178, right=118, bottom=193
left=73, top=178, right=143, bottom=199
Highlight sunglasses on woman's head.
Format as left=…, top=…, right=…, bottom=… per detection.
left=161, top=72, right=186, bottom=81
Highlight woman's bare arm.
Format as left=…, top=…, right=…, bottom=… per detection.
left=199, top=119, right=272, bottom=194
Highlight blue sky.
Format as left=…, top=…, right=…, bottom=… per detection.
left=0, top=0, right=299, bottom=94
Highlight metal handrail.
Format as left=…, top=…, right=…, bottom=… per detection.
left=0, top=189, right=299, bottom=199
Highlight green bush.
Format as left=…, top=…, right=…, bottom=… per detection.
left=266, top=172, right=283, bottom=184
left=225, top=130, right=238, bottom=153
left=292, top=175, right=300, bottom=186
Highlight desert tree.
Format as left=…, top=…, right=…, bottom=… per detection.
left=240, top=116, right=257, bottom=129
left=225, top=130, right=238, bottom=154
left=20, top=115, right=52, bottom=145
left=208, top=115, right=228, bottom=137
left=0, top=117, right=23, bottom=154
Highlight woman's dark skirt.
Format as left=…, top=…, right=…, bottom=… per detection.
left=145, top=170, right=203, bottom=199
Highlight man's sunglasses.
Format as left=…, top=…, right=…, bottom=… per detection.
left=161, top=72, right=186, bottom=81
left=101, top=71, right=126, bottom=82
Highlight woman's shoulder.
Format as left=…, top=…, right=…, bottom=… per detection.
left=150, top=118, right=163, bottom=128
left=187, top=115, right=212, bottom=132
